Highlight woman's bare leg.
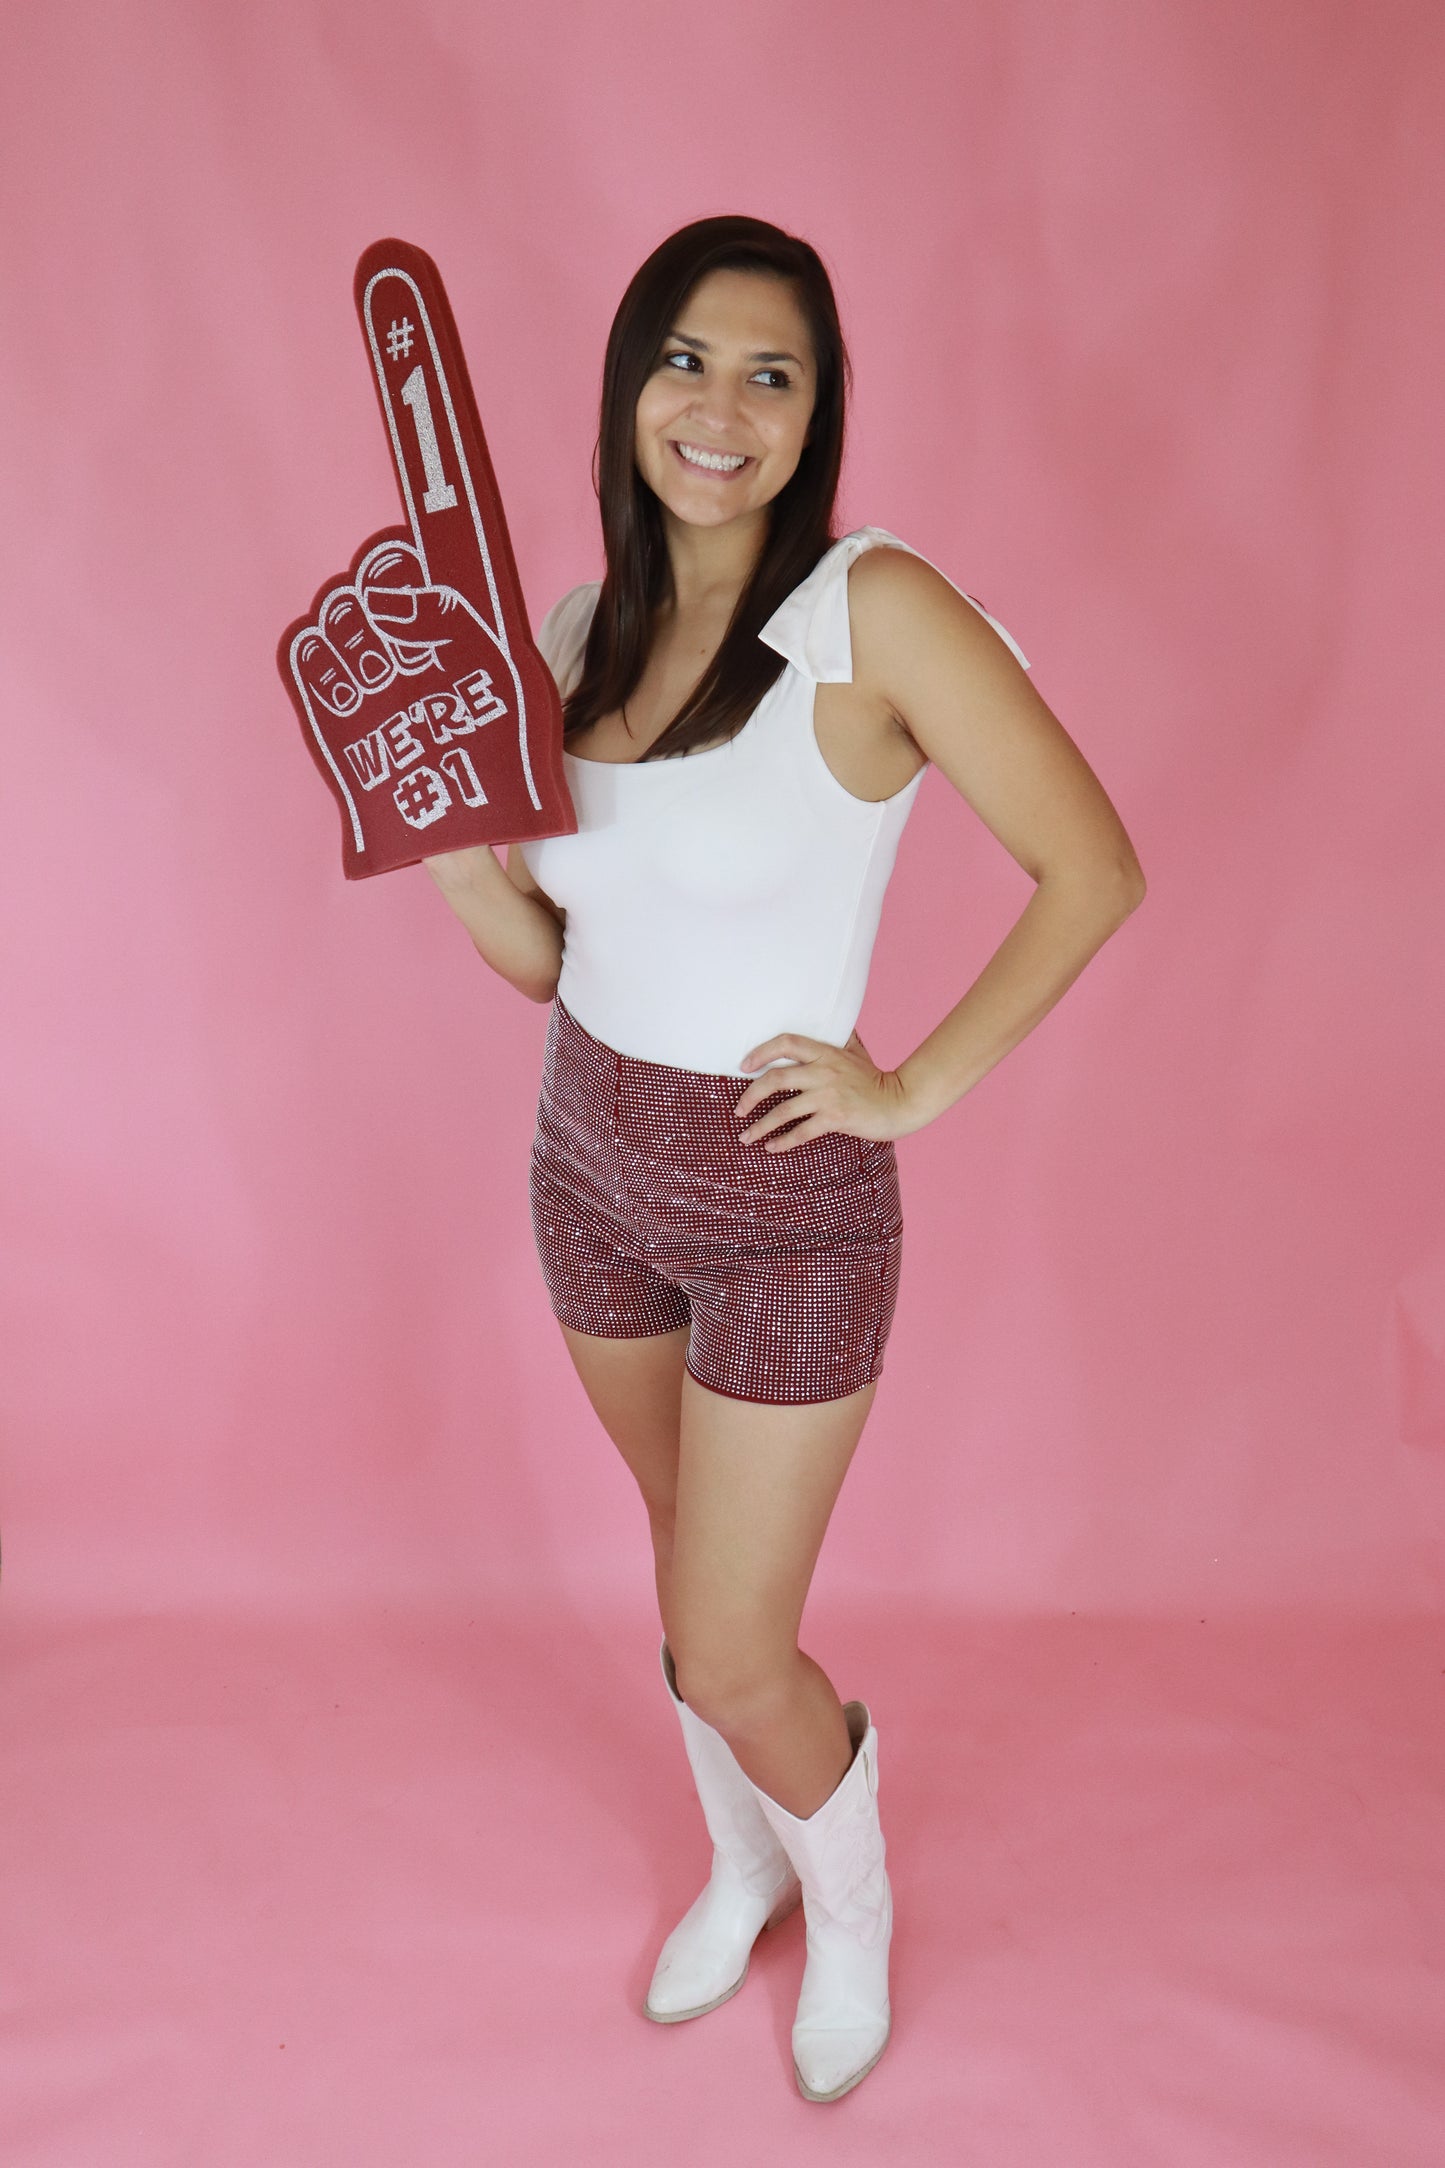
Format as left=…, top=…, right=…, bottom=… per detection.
left=556, top=1322, right=690, bottom=1634
left=667, top=1371, right=878, bottom=1817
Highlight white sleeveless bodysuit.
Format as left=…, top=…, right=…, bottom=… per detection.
left=519, top=525, right=1030, bottom=1077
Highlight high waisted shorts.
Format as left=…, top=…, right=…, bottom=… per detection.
left=528, top=995, right=904, bottom=1406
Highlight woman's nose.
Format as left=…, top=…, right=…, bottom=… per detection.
left=687, top=377, right=745, bottom=429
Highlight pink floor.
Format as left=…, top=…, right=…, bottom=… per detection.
left=3, top=1601, right=1441, bottom=2165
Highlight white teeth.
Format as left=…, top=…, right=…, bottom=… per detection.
left=675, top=442, right=747, bottom=472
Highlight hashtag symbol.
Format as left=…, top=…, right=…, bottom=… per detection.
left=386, top=318, right=415, bottom=361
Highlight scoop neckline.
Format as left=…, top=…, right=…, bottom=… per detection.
left=563, top=689, right=771, bottom=772
left=563, top=725, right=751, bottom=772
left=564, top=679, right=927, bottom=810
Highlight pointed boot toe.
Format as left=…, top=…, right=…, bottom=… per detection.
left=794, top=2016, right=892, bottom=2102
left=644, top=1861, right=800, bottom=2021
left=744, top=1699, right=896, bottom=2102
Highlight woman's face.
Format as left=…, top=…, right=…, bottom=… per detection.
left=633, top=268, right=818, bottom=532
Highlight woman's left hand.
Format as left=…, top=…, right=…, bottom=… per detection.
left=733, top=1029, right=931, bottom=1150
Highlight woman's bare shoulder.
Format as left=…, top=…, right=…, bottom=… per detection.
left=846, top=544, right=1025, bottom=699
left=846, top=541, right=979, bottom=632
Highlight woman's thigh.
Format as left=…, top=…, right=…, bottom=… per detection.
left=557, top=1321, right=691, bottom=1529
left=668, top=1370, right=878, bottom=1689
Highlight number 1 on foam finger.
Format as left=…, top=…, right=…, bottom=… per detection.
left=400, top=365, right=457, bottom=514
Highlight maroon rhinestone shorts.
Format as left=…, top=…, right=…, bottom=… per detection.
left=528, top=995, right=904, bottom=1406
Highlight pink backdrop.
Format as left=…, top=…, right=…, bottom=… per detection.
left=3, top=4, right=1443, bottom=2162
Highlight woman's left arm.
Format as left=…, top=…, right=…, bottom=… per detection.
left=857, top=547, right=1146, bottom=1127
left=735, top=547, right=1146, bottom=1147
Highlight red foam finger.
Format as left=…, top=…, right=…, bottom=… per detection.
left=355, top=242, right=558, bottom=644
left=277, top=241, right=576, bottom=876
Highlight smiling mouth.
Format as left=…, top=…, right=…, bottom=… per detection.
left=671, top=440, right=751, bottom=476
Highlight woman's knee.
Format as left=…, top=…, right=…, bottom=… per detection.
left=670, top=1634, right=795, bottom=1736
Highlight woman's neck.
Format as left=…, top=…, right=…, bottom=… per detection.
left=659, top=505, right=769, bottom=615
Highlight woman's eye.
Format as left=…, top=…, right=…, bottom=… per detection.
left=659, top=352, right=790, bottom=389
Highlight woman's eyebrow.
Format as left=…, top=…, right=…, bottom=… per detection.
left=666, top=330, right=805, bottom=367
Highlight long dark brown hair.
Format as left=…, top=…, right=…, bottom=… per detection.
left=564, top=215, right=852, bottom=761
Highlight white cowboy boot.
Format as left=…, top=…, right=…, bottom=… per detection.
left=745, top=1700, right=893, bottom=2101
left=644, top=1638, right=802, bottom=2023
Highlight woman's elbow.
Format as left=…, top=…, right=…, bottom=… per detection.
left=1042, top=850, right=1145, bottom=920
left=1118, top=855, right=1147, bottom=913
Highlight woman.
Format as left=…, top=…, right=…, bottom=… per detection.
left=423, top=215, right=1145, bottom=2102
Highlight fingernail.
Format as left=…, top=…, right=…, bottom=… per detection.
left=365, top=585, right=418, bottom=622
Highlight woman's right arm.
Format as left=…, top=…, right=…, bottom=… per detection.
left=422, top=843, right=564, bottom=1004
left=424, top=582, right=584, bottom=1001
